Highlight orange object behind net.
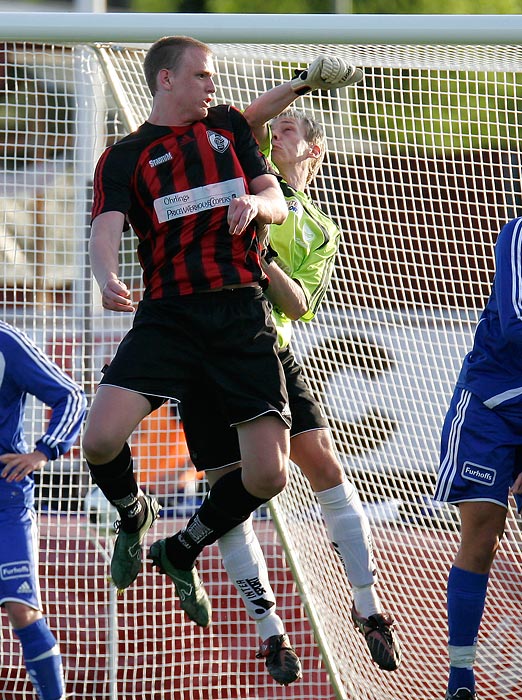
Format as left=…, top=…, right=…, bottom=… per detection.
left=132, top=402, right=204, bottom=498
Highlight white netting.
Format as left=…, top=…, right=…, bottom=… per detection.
left=1, top=39, right=521, bottom=700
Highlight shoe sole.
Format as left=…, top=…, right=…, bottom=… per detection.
left=268, top=652, right=302, bottom=686
left=258, top=634, right=302, bottom=686
left=365, top=629, right=401, bottom=671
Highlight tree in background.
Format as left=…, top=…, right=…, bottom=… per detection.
left=353, top=0, right=522, bottom=12
left=128, top=0, right=522, bottom=12
left=129, top=0, right=343, bottom=12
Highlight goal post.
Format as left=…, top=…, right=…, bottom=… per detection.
left=3, top=11, right=522, bottom=43
left=1, top=15, right=521, bottom=700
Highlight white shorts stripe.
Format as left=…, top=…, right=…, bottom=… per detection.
left=435, top=389, right=472, bottom=502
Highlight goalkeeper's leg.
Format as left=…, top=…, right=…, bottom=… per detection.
left=291, top=428, right=401, bottom=671
left=218, top=516, right=302, bottom=686
left=290, top=428, right=379, bottom=606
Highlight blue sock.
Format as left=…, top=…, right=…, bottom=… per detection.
left=15, top=618, right=64, bottom=700
left=447, top=565, right=489, bottom=694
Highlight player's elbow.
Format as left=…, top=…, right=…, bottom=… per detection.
left=274, top=298, right=308, bottom=321
left=287, top=300, right=308, bottom=321
left=243, top=104, right=261, bottom=130
left=243, top=104, right=270, bottom=148
left=500, top=319, right=522, bottom=345
left=503, top=329, right=522, bottom=346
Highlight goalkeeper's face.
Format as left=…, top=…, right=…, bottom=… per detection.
left=271, top=116, right=316, bottom=175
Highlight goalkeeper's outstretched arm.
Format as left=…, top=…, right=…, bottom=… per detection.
left=243, top=55, right=363, bottom=148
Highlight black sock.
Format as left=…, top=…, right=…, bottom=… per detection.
left=115, top=493, right=148, bottom=533
left=87, top=443, right=145, bottom=532
left=165, top=469, right=268, bottom=569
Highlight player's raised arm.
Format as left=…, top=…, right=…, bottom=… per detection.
left=243, top=55, right=363, bottom=147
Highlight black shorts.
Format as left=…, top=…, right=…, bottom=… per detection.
left=100, top=287, right=290, bottom=427
left=181, top=345, right=328, bottom=471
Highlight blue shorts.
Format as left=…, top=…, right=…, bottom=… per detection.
left=0, top=506, right=42, bottom=610
left=434, top=388, right=522, bottom=509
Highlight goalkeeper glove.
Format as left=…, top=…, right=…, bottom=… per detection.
left=290, top=55, right=363, bottom=96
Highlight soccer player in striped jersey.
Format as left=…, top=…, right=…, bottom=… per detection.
left=435, top=217, right=522, bottom=700
left=0, top=321, right=86, bottom=700
left=83, top=36, right=290, bottom=624
left=174, top=56, right=401, bottom=684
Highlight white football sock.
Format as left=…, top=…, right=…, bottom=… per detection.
left=316, top=480, right=382, bottom=618
left=218, top=516, right=285, bottom=641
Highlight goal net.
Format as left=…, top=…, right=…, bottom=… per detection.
left=1, top=21, right=521, bottom=700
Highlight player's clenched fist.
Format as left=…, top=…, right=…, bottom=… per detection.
left=102, top=277, right=136, bottom=312
left=228, top=195, right=259, bottom=236
left=291, top=55, right=363, bottom=96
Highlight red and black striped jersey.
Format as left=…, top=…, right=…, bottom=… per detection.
left=91, top=104, right=274, bottom=297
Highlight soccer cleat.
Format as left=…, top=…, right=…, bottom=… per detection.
left=111, top=493, right=160, bottom=591
left=445, top=690, right=477, bottom=699
left=148, top=538, right=211, bottom=628
left=256, top=634, right=302, bottom=686
left=351, top=604, right=401, bottom=671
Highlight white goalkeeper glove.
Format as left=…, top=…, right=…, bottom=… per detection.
left=290, top=55, right=363, bottom=96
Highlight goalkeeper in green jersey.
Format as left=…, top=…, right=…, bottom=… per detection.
left=150, top=55, right=401, bottom=684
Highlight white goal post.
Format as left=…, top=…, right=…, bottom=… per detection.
left=3, top=11, right=522, bottom=43
left=0, top=13, right=521, bottom=700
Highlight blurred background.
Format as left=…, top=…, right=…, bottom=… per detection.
left=3, top=0, right=522, bottom=21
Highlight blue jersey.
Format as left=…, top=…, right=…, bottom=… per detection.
left=0, top=322, right=87, bottom=509
left=457, top=217, right=522, bottom=409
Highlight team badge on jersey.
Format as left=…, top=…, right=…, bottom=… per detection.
left=287, top=198, right=300, bottom=214
left=207, top=130, right=230, bottom=153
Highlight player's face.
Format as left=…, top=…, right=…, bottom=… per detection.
left=270, top=116, right=312, bottom=170
left=168, top=47, right=216, bottom=122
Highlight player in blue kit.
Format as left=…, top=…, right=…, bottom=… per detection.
left=0, top=321, right=86, bottom=700
left=434, top=216, right=522, bottom=700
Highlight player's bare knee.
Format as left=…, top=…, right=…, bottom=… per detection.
left=243, top=462, right=287, bottom=499
left=81, top=432, right=103, bottom=463
left=5, top=602, right=41, bottom=629
left=460, top=531, right=501, bottom=571
left=82, top=430, right=121, bottom=465
left=309, top=460, right=344, bottom=490
left=269, top=466, right=287, bottom=495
